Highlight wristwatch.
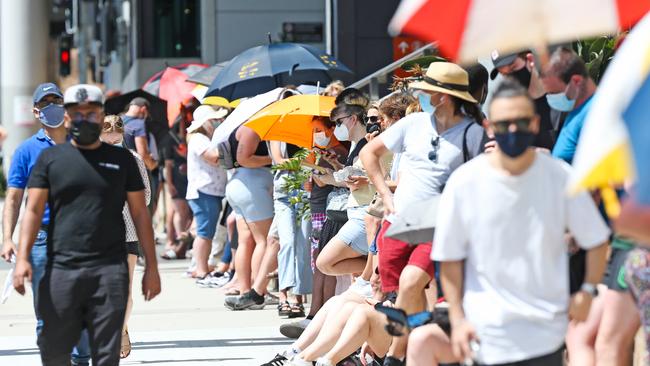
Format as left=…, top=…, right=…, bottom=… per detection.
left=580, top=282, right=599, bottom=297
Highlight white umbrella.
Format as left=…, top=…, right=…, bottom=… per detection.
left=211, top=87, right=286, bottom=145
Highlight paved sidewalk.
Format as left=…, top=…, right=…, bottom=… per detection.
left=0, top=256, right=295, bottom=365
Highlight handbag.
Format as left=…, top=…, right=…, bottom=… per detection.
left=367, top=192, right=384, bottom=218
left=326, top=187, right=349, bottom=222
left=384, top=196, right=440, bottom=244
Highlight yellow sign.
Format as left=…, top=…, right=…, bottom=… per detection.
left=319, top=55, right=337, bottom=68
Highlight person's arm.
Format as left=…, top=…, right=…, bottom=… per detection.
left=200, top=148, right=220, bottom=165
left=569, top=242, right=607, bottom=321
left=236, top=127, right=272, bottom=168
left=135, top=155, right=152, bottom=206
left=135, top=136, right=158, bottom=170
left=127, top=189, right=161, bottom=301
left=13, top=188, right=48, bottom=295
left=2, top=188, right=24, bottom=262
left=359, top=137, right=393, bottom=214
left=270, top=141, right=289, bottom=165
left=441, top=260, right=477, bottom=360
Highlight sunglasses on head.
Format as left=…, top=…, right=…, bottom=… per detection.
left=102, top=120, right=124, bottom=132
left=491, top=117, right=533, bottom=134
left=428, top=136, right=440, bottom=163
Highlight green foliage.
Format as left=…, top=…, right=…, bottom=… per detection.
left=271, top=148, right=314, bottom=222
left=572, top=34, right=622, bottom=84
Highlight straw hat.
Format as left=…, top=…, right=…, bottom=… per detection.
left=187, top=105, right=228, bottom=133
left=409, top=62, right=477, bottom=103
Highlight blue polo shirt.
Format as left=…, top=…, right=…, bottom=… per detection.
left=552, top=95, right=595, bottom=164
left=7, top=129, right=55, bottom=226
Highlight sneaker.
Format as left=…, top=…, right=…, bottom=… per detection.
left=228, top=290, right=265, bottom=310
left=196, top=272, right=231, bottom=288
left=349, top=277, right=373, bottom=298
left=382, top=356, right=404, bottom=366
left=224, top=295, right=239, bottom=310
left=280, top=318, right=310, bottom=339
left=212, top=272, right=232, bottom=288
left=315, top=357, right=334, bottom=366
left=286, top=356, right=313, bottom=366
left=260, top=353, right=288, bottom=366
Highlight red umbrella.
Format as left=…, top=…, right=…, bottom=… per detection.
left=143, top=64, right=206, bottom=126
left=142, top=63, right=207, bottom=95
left=389, top=0, right=650, bottom=63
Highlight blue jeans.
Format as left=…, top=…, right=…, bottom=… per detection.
left=274, top=197, right=313, bottom=295
left=31, top=230, right=91, bottom=365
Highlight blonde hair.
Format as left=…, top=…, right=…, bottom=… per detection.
left=103, top=114, right=124, bottom=133
left=323, top=80, right=345, bottom=97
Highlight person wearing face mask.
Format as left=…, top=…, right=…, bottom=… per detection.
left=100, top=115, right=151, bottom=359
left=360, top=62, right=486, bottom=366
left=184, top=105, right=228, bottom=281
left=13, top=84, right=161, bottom=366
left=490, top=50, right=559, bottom=150
left=540, top=46, right=598, bottom=164
left=2, top=83, right=91, bottom=366
left=432, top=78, right=609, bottom=366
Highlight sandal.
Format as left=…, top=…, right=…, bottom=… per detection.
left=160, top=248, right=185, bottom=260
left=288, top=303, right=305, bottom=319
left=120, top=329, right=131, bottom=358
left=278, top=301, right=291, bottom=317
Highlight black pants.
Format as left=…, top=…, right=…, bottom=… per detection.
left=37, top=262, right=129, bottom=366
left=478, top=347, right=563, bottom=366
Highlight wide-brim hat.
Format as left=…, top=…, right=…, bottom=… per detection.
left=409, top=62, right=477, bottom=103
left=187, top=105, right=228, bottom=133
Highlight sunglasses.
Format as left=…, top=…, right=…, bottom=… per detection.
left=491, top=117, right=533, bottom=134
left=428, top=136, right=440, bottom=163
left=334, top=115, right=352, bottom=126
left=35, top=99, right=64, bottom=109
left=375, top=304, right=433, bottom=337
left=102, top=120, right=124, bottom=132
left=366, top=116, right=378, bottom=124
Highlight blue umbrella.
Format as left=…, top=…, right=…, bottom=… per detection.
left=205, top=43, right=353, bottom=100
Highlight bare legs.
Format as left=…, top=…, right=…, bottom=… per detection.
left=406, top=324, right=458, bottom=366
left=308, top=248, right=337, bottom=317
left=233, top=217, right=273, bottom=293
left=193, top=236, right=212, bottom=278
left=316, top=238, right=367, bottom=276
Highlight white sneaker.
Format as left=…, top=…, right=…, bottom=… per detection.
left=349, top=277, right=373, bottom=298
left=196, top=272, right=231, bottom=288
left=287, top=356, right=312, bottom=366
left=315, top=357, right=334, bottom=366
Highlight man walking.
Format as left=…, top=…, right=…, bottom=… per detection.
left=2, top=83, right=91, bottom=365
left=432, top=79, right=609, bottom=365
left=13, top=84, right=161, bottom=366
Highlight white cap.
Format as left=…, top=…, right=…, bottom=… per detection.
left=187, top=105, right=228, bottom=133
left=64, top=84, right=104, bottom=106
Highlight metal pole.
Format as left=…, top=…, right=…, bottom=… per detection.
left=1, top=0, right=49, bottom=175
left=77, top=0, right=90, bottom=84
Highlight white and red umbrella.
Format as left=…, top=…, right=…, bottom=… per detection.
left=389, top=0, right=650, bottom=63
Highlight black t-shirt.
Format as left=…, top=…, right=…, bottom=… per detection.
left=533, top=96, right=557, bottom=150
left=28, top=143, right=145, bottom=268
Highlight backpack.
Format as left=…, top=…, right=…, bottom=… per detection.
left=216, top=129, right=240, bottom=170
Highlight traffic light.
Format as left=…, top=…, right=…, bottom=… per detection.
left=59, top=34, right=72, bottom=77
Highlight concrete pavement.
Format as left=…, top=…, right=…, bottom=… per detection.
left=0, top=255, right=296, bottom=365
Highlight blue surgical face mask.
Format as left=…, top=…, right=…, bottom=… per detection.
left=418, top=93, right=434, bottom=114
left=546, top=86, right=576, bottom=112
left=37, top=103, right=65, bottom=128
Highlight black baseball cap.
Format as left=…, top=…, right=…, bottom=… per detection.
left=32, top=83, right=63, bottom=105
left=490, top=50, right=520, bottom=80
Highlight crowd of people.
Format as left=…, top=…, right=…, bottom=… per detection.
left=1, top=45, right=650, bottom=366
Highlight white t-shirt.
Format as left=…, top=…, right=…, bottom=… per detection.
left=431, top=152, right=611, bottom=364
left=186, top=133, right=227, bottom=199
left=380, top=112, right=485, bottom=221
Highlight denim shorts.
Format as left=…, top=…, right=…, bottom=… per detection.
left=335, top=205, right=369, bottom=255
left=188, top=191, right=223, bottom=239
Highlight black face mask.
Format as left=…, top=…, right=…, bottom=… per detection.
left=71, top=120, right=102, bottom=145
left=510, top=67, right=532, bottom=88
left=494, top=130, right=535, bottom=158
left=366, top=122, right=381, bottom=134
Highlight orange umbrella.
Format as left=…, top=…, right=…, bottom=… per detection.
left=244, top=94, right=335, bottom=148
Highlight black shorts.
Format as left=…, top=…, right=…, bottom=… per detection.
left=126, top=241, right=139, bottom=256
left=603, top=246, right=632, bottom=291
left=318, top=219, right=346, bottom=252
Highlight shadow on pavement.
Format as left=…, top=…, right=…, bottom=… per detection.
left=0, top=337, right=293, bottom=356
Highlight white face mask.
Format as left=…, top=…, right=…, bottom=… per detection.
left=313, top=132, right=331, bottom=147
left=334, top=124, right=350, bottom=141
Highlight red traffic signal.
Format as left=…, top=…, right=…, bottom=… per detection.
left=59, top=34, right=72, bottom=77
